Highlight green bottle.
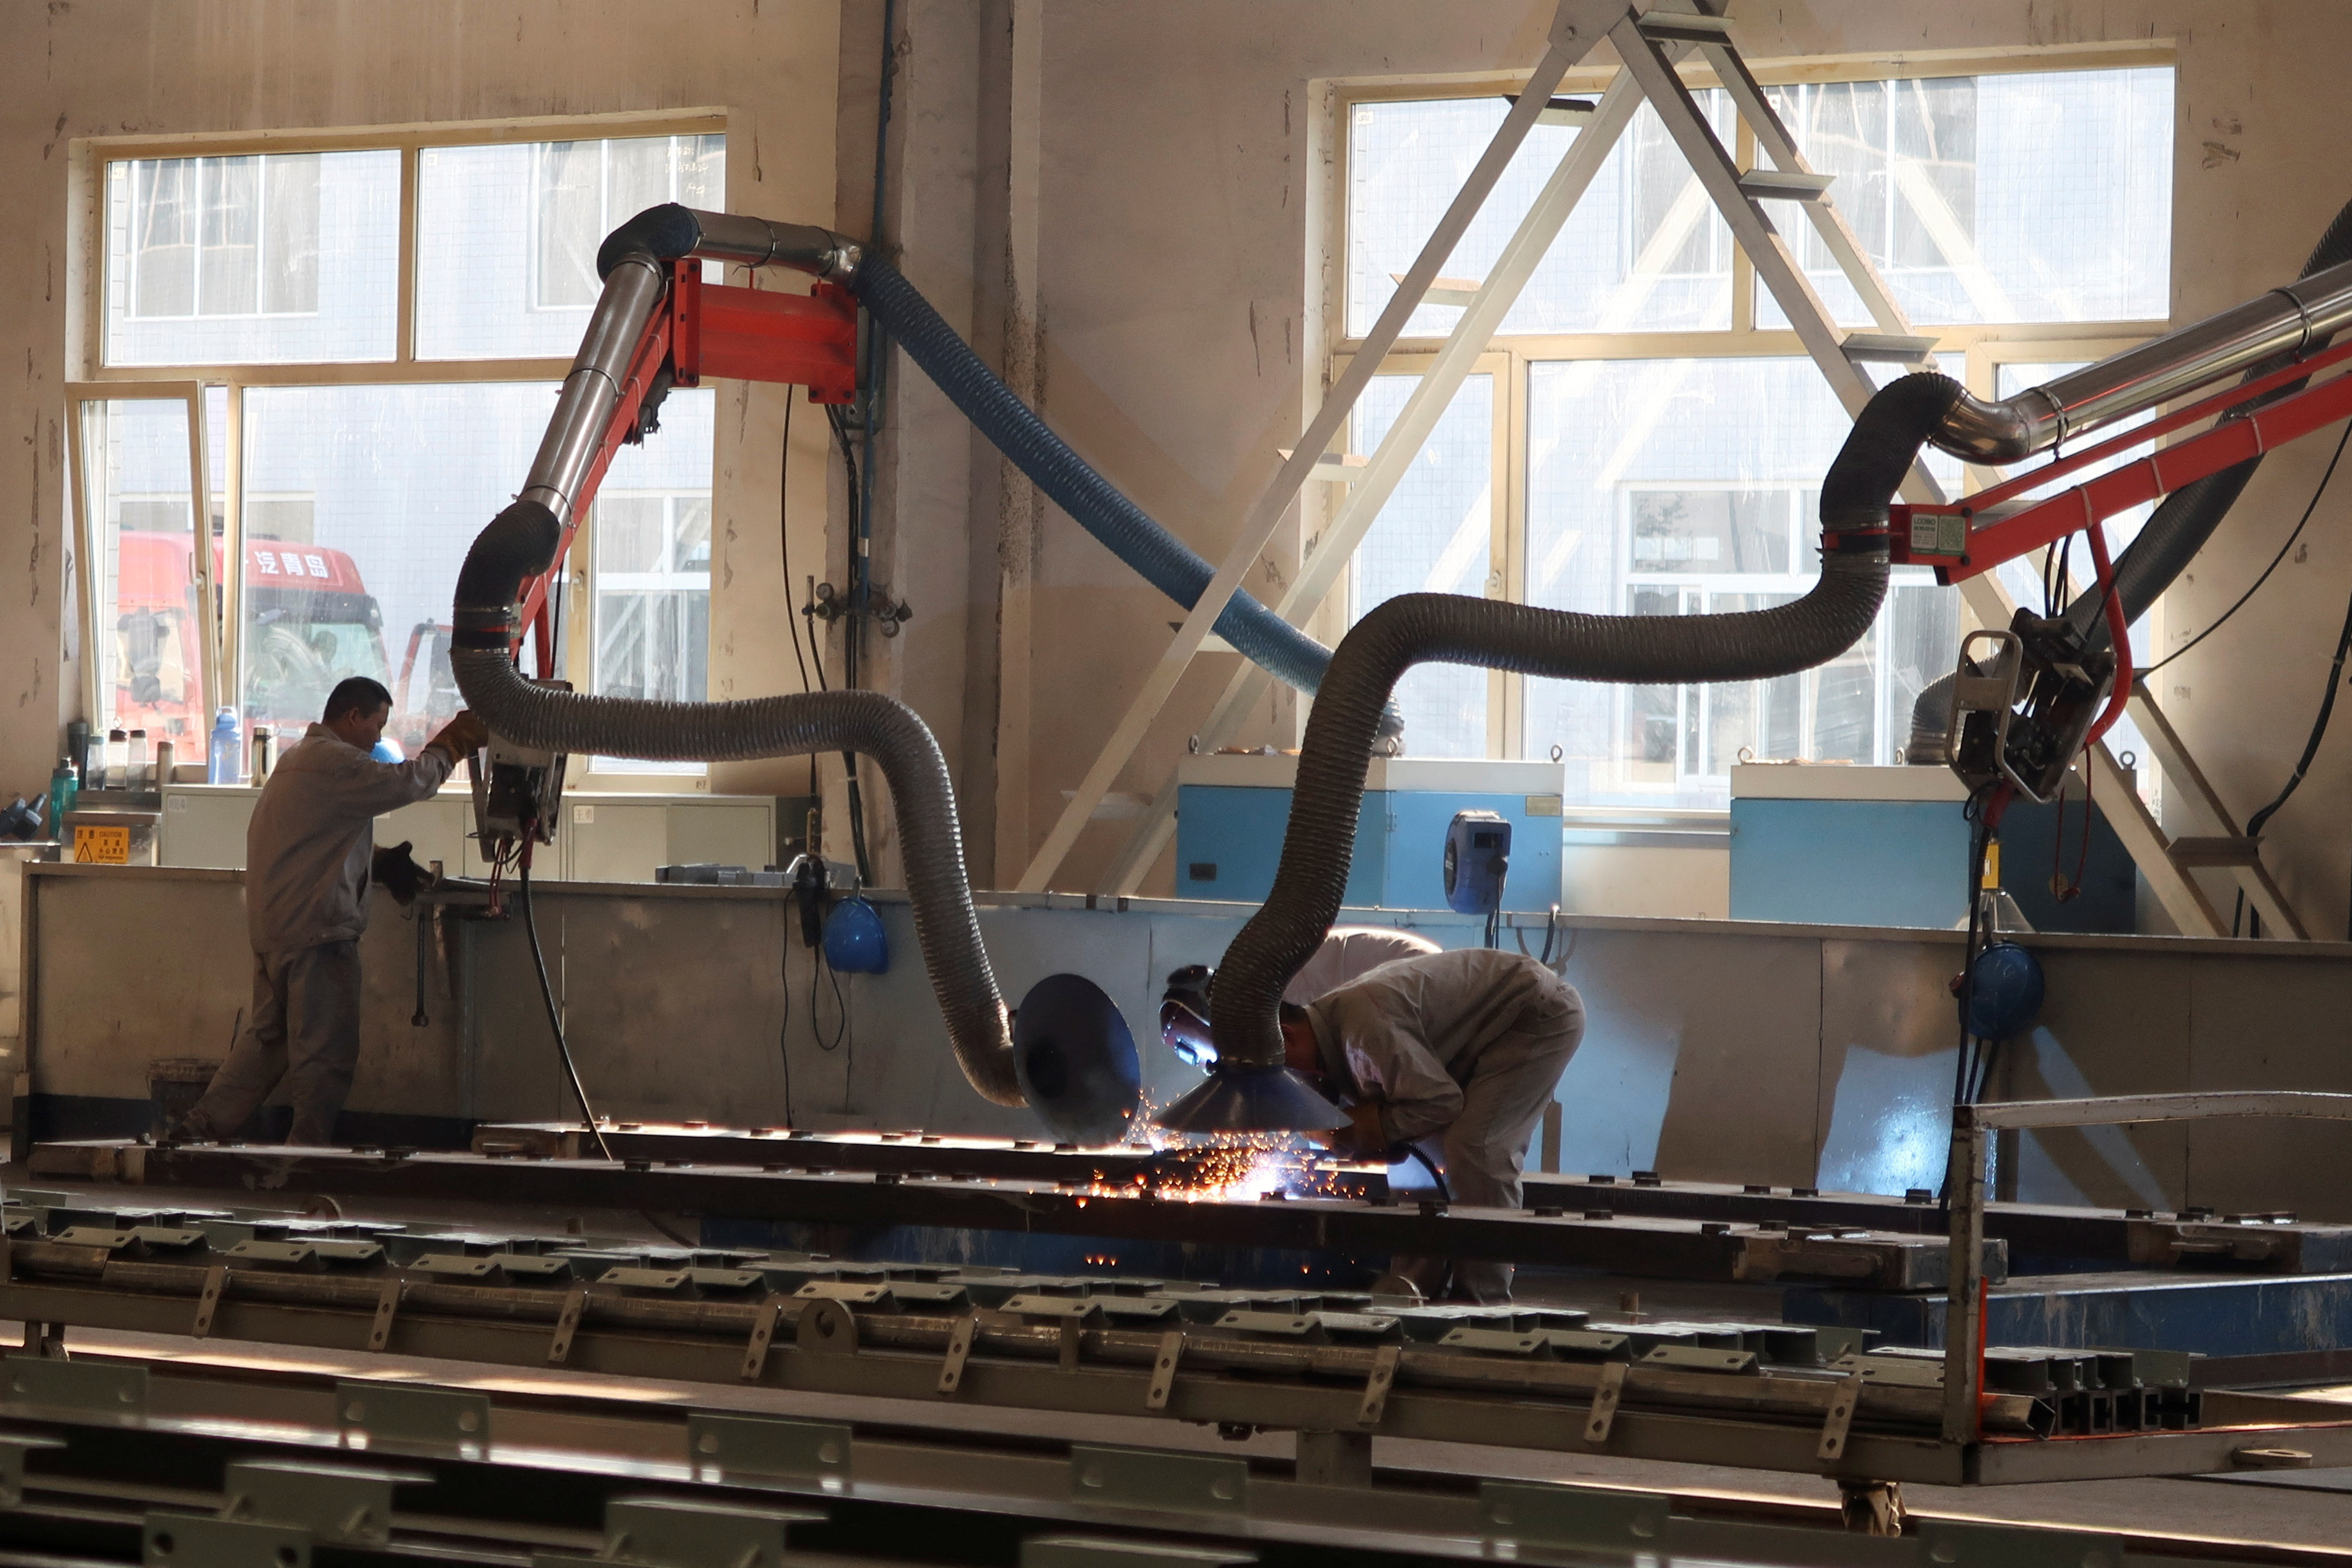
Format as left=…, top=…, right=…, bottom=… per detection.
left=46, top=756, right=76, bottom=835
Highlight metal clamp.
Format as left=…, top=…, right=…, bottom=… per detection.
left=335, top=1381, right=489, bottom=1454
left=190, top=1265, right=228, bottom=1339
left=548, top=1281, right=586, bottom=1366
left=687, top=1412, right=852, bottom=1484
left=223, top=1459, right=425, bottom=1548
left=1356, top=1343, right=1399, bottom=1429
left=1583, top=1360, right=1626, bottom=1444
left=366, top=1277, right=401, bottom=1353
left=939, top=1316, right=976, bottom=1397
left=1817, top=1368, right=1864, bottom=1462
left=605, top=1496, right=819, bottom=1568
left=1145, top=1330, right=1183, bottom=1412
left=143, top=1514, right=311, bottom=1567
left=4, top=1352, right=149, bottom=1416
left=1070, top=1444, right=1246, bottom=1515
left=741, top=1302, right=782, bottom=1382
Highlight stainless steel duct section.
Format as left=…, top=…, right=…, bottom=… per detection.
left=518, top=257, right=668, bottom=528
left=1932, top=256, right=2352, bottom=461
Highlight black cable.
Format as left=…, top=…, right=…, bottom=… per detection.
left=779, top=397, right=819, bottom=803
left=639, top=1209, right=696, bottom=1249
left=517, top=851, right=613, bottom=1160
left=2244, top=563, right=2352, bottom=845
left=2145, top=419, right=2352, bottom=678
left=778, top=898, right=795, bottom=1127
left=822, top=404, right=878, bottom=888
left=1406, top=1145, right=1452, bottom=1203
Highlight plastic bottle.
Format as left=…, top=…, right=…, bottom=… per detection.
left=126, top=729, right=150, bottom=792
left=100, top=729, right=127, bottom=792
left=47, top=757, right=76, bottom=829
left=207, top=708, right=240, bottom=785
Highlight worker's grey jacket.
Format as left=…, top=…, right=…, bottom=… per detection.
left=1303, top=948, right=1582, bottom=1146
left=245, top=726, right=454, bottom=954
left=1283, top=925, right=1442, bottom=1004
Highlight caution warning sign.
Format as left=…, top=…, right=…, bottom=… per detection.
left=72, top=824, right=130, bottom=865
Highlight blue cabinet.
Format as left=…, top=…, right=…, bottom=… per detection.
left=1173, top=756, right=1564, bottom=910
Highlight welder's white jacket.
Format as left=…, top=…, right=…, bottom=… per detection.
left=245, top=725, right=454, bottom=954
left=1283, top=925, right=1442, bottom=1004
left=1302, top=948, right=1583, bottom=1147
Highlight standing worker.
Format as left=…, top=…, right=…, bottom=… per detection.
left=172, top=678, right=486, bottom=1146
left=1285, top=947, right=1582, bottom=1303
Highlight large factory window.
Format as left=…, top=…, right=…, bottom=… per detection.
left=1337, top=59, right=2173, bottom=809
left=76, top=116, right=725, bottom=783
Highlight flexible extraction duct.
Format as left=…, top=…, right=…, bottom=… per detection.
left=588, top=205, right=1390, bottom=734
left=451, top=501, right=1023, bottom=1109
left=1906, top=197, right=2352, bottom=763
left=1153, top=374, right=1964, bottom=1131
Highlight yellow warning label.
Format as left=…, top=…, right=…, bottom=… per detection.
left=73, top=824, right=130, bottom=865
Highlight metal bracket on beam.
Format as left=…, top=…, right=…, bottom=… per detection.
left=939, top=1316, right=978, bottom=1397
left=366, top=1277, right=402, bottom=1354
left=189, top=1265, right=226, bottom=1339
left=1583, top=1360, right=1626, bottom=1444
left=546, top=1280, right=586, bottom=1366
left=143, top=1513, right=312, bottom=1568
left=2, top=1352, right=148, bottom=1416
left=223, top=1459, right=426, bottom=1548
left=334, top=1381, right=489, bottom=1456
left=1356, top=1343, right=1400, bottom=1428
left=603, top=1496, right=822, bottom=1568
left=688, top=1412, right=852, bottom=1487
left=1914, top=1520, right=2123, bottom=1568
left=1070, top=1445, right=1247, bottom=1516
left=1479, top=1480, right=1669, bottom=1552
left=1817, top=1369, right=1864, bottom=1462
left=1145, top=1330, right=1183, bottom=1412
left=740, top=1302, right=782, bottom=1382
left=0, top=1433, right=64, bottom=1506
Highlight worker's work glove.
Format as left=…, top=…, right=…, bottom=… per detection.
left=1306, top=1102, right=1392, bottom=1163
left=371, top=840, right=433, bottom=906
left=429, top=710, right=489, bottom=760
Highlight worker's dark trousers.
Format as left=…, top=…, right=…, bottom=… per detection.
left=1392, top=986, right=1585, bottom=1304
left=187, top=941, right=363, bottom=1146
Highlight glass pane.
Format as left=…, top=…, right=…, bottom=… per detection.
left=1759, top=67, right=2173, bottom=328
left=238, top=383, right=560, bottom=756
left=78, top=398, right=208, bottom=748
left=1347, top=95, right=1735, bottom=339
left=590, top=390, right=714, bottom=773
left=416, top=134, right=727, bottom=360
left=1524, top=356, right=1961, bottom=807
left=105, top=151, right=398, bottom=365
left=1351, top=374, right=1493, bottom=758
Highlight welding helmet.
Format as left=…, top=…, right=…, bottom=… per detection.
left=1160, top=999, right=1218, bottom=1070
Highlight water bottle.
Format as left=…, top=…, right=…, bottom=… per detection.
left=47, top=757, right=76, bottom=828
left=99, top=729, right=126, bottom=792
left=126, top=729, right=149, bottom=792
left=208, top=708, right=240, bottom=785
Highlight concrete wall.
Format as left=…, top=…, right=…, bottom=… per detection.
left=29, top=865, right=2352, bottom=1222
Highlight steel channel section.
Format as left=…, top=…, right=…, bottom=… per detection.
left=72, top=1144, right=1988, bottom=1289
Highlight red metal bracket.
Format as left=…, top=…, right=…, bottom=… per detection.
left=511, top=259, right=861, bottom=666
left=1881, top=333, right=2352, bottom=584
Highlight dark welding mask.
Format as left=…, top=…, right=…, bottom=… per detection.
left=1159, top=998, right=1219, bottom=1070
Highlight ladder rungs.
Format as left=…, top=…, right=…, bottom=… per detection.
left=2168, top=836, right=2264, bottom=869
left=1635, top=11, right=1732, bottom=43
left=1389, top=271, right=1483, bottom=307
left=1503, top=92, right=1598, bottom=127
left=1739, top=169, right=1835, bottom=202
left=1842, top=332, right=1941, bottom=363
left=1278, top=449, right=1371, bottom=483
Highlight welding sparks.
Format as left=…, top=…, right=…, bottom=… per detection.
left=1077, top=1095, right=1356, bottom=1202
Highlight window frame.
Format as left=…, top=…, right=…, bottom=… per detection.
left=75, top=109, right=727, bottom=791
left=1320, top=43, right=2176, bottom=796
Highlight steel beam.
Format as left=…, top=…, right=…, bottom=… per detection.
left=39, top=1140, right=1996, bottom=1289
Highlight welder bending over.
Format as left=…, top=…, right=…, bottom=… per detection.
left=1285, top=947, right=1583, bottom=1303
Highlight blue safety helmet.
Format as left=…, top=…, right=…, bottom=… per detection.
left=1964, top=940, right=2045, bottom=1040
left=822, top=896, right=890, bottom=974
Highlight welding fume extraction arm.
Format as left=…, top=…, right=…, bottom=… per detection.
left=445, top=213, right=1036, bottom=1107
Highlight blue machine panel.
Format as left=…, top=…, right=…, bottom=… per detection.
left=1176, top=784, right=1562, bottom=911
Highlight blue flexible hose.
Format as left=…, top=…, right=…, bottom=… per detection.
left=853, top=255, right=1339, bottom=698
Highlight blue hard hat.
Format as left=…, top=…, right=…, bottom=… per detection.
left=822, top=896, right=890, bottom=974
left=1965, top=941, right=2045, bottom=1039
